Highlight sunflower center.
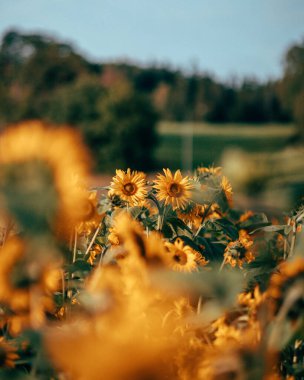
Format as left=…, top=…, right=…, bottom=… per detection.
left=168, top=182, right=182, bottom=197
left=123, top=182, right=137, bottom=196
left=173, top=250, right=188, bottom=265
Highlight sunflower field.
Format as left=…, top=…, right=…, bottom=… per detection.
left=0, top=120, right=303, bottom=380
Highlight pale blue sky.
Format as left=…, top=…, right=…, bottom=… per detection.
left=0, top=0, right=303, bottom=80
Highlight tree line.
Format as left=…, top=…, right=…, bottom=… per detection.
left=0, top=30, right=303, bottom=170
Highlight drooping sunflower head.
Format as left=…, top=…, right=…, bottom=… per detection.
left=164, top=238, right=207, bottom=272
left=109, top=169, right=147, bottom=207
left=154, top=169, right=193, bottom=210
left=0, top=120, right=91, bottom=236
left=223, top=230, right=254, bottom=268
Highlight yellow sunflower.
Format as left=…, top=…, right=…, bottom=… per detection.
left=201, top=203, right=222, bottom=221
left=164, top=238, right=207, bottom=272
left=112, top=213, right=168, bottom=268
left=87, top=244, right=103, bottom=265
left=268, top=258, right=304, bottom=320
left=108, top=227, right=120, bottom=246
left=109, top=169, right=147, bottom=207
left=221, top=176, right=233, bottom=207
left=177, top=203, right=221, bottom=229
left=177, top=203, right=201, bottom=226
left=0, top=337, right=19, bottom=368
left=154, top=169, right=193, bottom=210
left=197, top=166, right=222, bottom=176
left=223, top=230, right=254, bottom=268
left=238, top=286, right=265, bottom=312
left=76, top=191, right=103, bottom=235
left=0, top=237, right=60, bottom=314
left=239, top=210, right=254, bottom=223
left=0, top=120, right=91, bottom=236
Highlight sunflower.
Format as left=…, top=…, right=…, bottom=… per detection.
left=212, top=319, right=242, bottom=346
left=164, top=238, right=207, bottom=272
left=112, top=213, right=169, bottom=268
left=0, top=337, right=18, bottom=368
left=108, top=227, right=120, bottom=246
left=0, top=120, right=90, bottom=236
left=76, top=191, right=103, bottom=235
left=238, top=286, right=265, bottom=312
left=154, top=169, right=193, bottom=210
left=268, top=258, right=304, bottom=320
left=113, top=213, right=144, bottom=253
left=177, top=203, right=221, bottom=229
left=197, top=166, right=222, bottom=177
left=239, top=210, right=254, bottom=223
left=87, top=244, right=103, bottom=265
left=0, top=237, right=60, bottom=315
left=109, top=169, right=147, bottom=207
left=177, top=203, right=201, bottom=226
left=221, top=176, right=233, bottom=207
left=223, top=230, right=254, bottom=268
left=201, top=203, right=222, bottom=221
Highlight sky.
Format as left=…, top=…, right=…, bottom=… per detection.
left=0, top=0, right=304, bottom=81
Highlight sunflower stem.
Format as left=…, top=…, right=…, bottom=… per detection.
left=72, top=229, right=78, bottom=263
left=99, top=245, right=109, bottom=265
left=283, top=217, right=291, bottom=260
left=158, top=206, right=166, bottom=231
left=197, top=295, right=202, bottom=314
left=289, top=224, right=297, bottom=258
left=1, top=215, right=14, bottom=247
left=85, top=224, right=101, bottom=257
left=219, top=256, right=227, bottom=272
left=194, top=196, right=218, bottom=238
left=61, top=269, right=65, bottom=304
left=147, top=193, right=162, bottom=214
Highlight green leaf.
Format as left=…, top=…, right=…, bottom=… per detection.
left=67, top=260, right=91, bottom=274
left=196, top=236, right=225, bottom=261
left=252, top=224, right=291, bottom=234
left=213, top=218, right=239, bottom=240
left=238, top=212, right=268, bottom=229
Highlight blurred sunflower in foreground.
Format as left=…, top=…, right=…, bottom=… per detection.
left=0, top=237, right=61, bottom=333
left=76, top=190, right=103, bottom=235
left=0, top=120, right=91, bottom=236
left=268, top=258, right=304, bottom=321
left=0, top=338, right=18, bottom=369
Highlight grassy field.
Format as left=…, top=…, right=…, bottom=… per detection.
left=155, top=121, right=297, bottom=170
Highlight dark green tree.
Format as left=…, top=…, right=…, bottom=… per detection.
left=279, top=39, right=304, bottom=136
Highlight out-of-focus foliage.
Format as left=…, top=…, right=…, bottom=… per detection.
left=0, top=30, right=159, bottom=172
left=43, top=78, right=158, bottom=171
left=0, top=29, right=295, bottom=128
left=0, top=121, right=304, bottom=379
left=2, top=30, right=304, bottom=172
left=279, top=39, right=304, bottom=136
